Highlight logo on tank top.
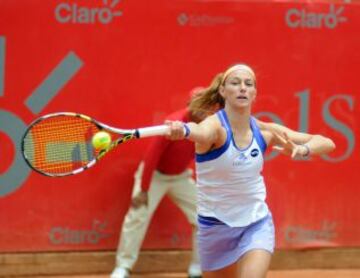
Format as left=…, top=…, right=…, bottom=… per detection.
left=251, top=148, right=259, bottom=157
left=233, top=152, right=250, bottom=166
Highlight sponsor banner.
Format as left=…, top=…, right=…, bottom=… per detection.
left=0, top=0, right=359, bottom=251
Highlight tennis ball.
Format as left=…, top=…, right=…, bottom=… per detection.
left=92, top=131, right=111, bottom=150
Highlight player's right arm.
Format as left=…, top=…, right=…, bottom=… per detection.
left=166, top=114, right=223, bottom=154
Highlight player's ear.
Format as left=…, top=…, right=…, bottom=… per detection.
left=252, top=88, right=257, bottom=102
left=219, top=85, right=225, bottom=98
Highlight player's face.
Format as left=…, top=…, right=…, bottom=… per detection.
left=220, top=70, right=256, bottom=109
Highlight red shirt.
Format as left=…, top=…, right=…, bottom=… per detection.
left=141, top=109, right=195, bottom=191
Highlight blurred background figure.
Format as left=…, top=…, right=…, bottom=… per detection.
left=111, top=87, right=218, bottom=278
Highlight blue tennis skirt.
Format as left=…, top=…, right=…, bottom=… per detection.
left=197, top=213, right=275, bottom=271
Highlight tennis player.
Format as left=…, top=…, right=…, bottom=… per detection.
left=166, top=64, right=336, bottom=278
left=111, top=88, right=218, bottom=278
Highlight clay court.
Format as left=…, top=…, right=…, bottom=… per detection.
left=12, top=270, right=354, bottom=278
left=2, top=249, right=360, bottom=277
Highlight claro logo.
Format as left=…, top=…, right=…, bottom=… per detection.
left=286, top=4, right=347, bottom=29
left=55, top=0, right=123, bottom=24
left=49, top=220, right=110, bottom=245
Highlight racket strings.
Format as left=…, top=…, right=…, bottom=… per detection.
left=23, top=116, right=101, bottom=175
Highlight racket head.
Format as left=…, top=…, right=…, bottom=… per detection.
left=21, top=112, right=134, bottom=177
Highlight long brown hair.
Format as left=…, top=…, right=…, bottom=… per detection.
left=188, top=73, right=225, bottom=115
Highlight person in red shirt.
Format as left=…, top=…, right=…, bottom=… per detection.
left=111, top=87, right=219, bottom=278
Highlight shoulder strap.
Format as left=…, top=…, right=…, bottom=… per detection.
left=250, top=117, right=267, bottom=154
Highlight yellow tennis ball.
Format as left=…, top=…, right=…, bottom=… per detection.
left=92, top=131, right=111, bottom=150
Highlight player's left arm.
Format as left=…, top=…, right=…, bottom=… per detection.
left=257, top=120, right=336, bottom=158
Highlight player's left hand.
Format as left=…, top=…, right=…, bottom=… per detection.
left=272, top=132, right=308, bottom=158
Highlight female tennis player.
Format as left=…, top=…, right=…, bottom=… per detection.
left=166, top=64, right=336, bottom=278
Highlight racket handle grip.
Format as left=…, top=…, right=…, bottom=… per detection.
left=136, top=125, right=170, bottom=138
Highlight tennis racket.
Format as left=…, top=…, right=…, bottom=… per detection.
left=21, top=112, right=172, bottom=177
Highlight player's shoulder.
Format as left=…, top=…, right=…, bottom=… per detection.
left=255, top=118, right=289, bottom=141
left=206, top=113, right=220, bottom=122
left=253, top=118, right=276, bottom=144
left=199, top=113, right=222, bottom=129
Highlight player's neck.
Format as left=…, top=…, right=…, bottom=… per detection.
left=224, top=106, right=251, bottom=132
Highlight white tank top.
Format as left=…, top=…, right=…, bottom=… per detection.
left=196, top=109, right=269, bottom=227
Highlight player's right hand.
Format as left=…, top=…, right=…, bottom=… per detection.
left=165, top=120, right=186, bottom=140
left=132, top=191, right=148, bottom=208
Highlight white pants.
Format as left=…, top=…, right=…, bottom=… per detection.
left=115, top=162, right=199, bottom=270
